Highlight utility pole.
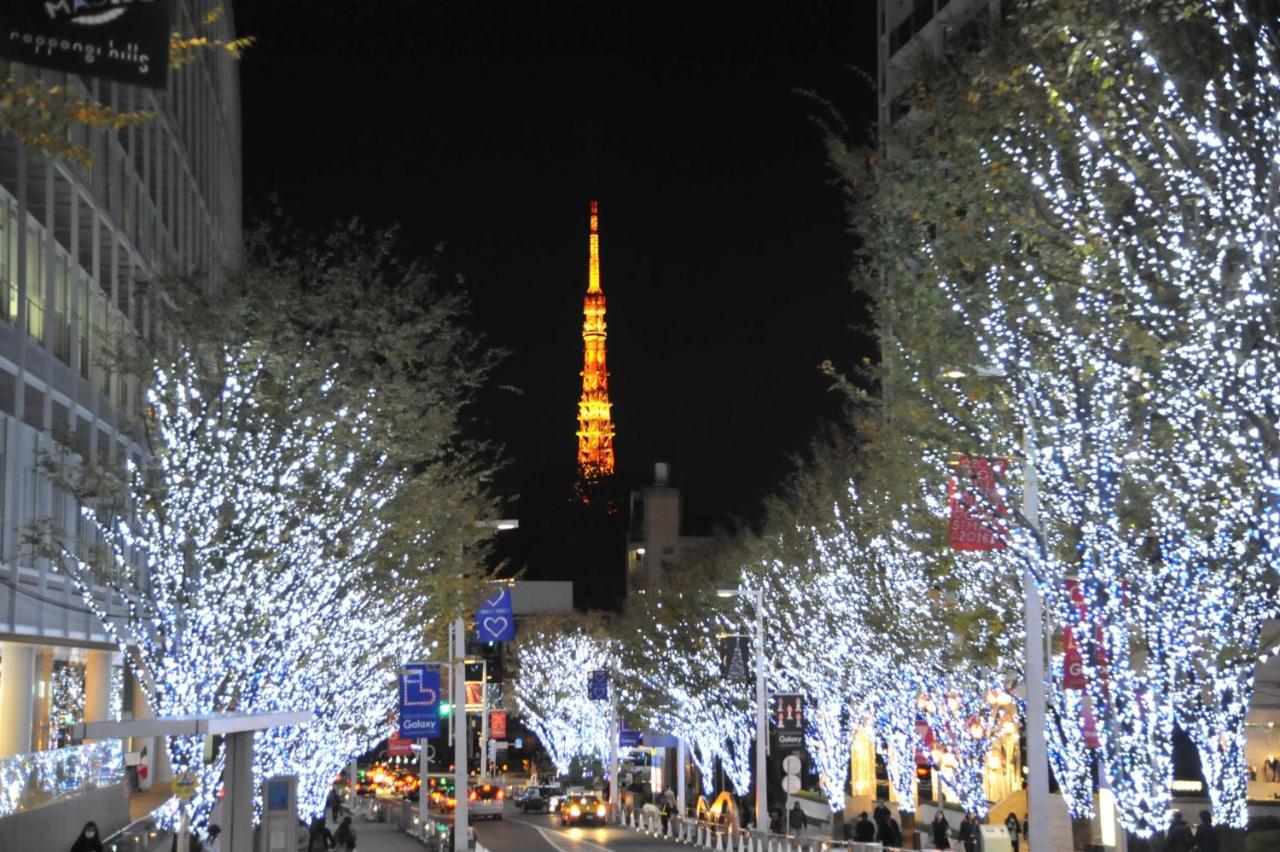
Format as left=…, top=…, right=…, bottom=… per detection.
left=453, top=617, right=468, bottom=852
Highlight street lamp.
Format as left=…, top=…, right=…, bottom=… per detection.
left=941, top=365, right=1051, bottom=852
left=717, top=586, right=766, bottom=832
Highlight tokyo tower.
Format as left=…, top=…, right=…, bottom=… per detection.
left=576, top=200, right=615, bottom=481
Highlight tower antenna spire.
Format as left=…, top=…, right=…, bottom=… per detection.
left=576, top=199, right=615, bottom=481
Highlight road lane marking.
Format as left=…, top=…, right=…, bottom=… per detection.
left=510, top=817, right=618, bottom=852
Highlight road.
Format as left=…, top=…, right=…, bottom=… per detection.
left=471, top=801, right=674, bottom=852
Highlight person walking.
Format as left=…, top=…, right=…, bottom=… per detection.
left=1005, top=812, right=1022, bottom=852
left=660, top=788, right=674, bottom=834
left=1194, top=810, right=1220, bottom=852
left=1166, top=811, right=1193, bottom=852
left=204, top=825, right=222, bottom=852
left=326, top=787, right=343, bottom=822
left=307, top=817, right=335, bottom=852
left=886, top=816, right=904, bottom=848
left=69, top=822, right=105, bottom=852
left=788, top=801, right=806, bottom=835
left=931, top=810, right=952, bottom=850
left=333, top=816, right=357, bottom=852
left=854, top=812, right=876, bottom=842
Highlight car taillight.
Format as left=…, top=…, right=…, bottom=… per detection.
left=497, top=789, right=504, bottom=800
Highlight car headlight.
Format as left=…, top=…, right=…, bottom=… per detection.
left=569, top=805, right=581, bottom=817
left=596, top=804, right=607, bottom=818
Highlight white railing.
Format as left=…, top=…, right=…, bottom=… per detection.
left=0, top=739, right=125, bottom=818
left=614, top=806, right=910, bottom=852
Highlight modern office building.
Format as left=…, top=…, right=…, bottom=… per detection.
left=0, top=0, right=241, bottom=784
left=625, top=463, right=711, bottom=594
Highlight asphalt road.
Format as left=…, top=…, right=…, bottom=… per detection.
left=471, top=802, right=676, bottom=852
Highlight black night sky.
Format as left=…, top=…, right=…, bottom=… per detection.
left=232, top=1, right=877, bottom=590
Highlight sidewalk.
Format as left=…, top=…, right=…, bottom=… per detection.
left=343, top=818, right=425, bottom=852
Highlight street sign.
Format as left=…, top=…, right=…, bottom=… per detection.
left=770, top=694, right=804, bottom=731
left=0, top=0, right=173, bottom=88
left=399, top=664, right=441, bottom=739
left=782, top=753, right=803, bottom=794
left=718, top=635, right=752, bottom=680
left=587, top=670, right=609, bottom=701
left=475, top=586, right=516, bottom=642
left=490, top=710, right=508, bottom=740
left=619, top=729, right=642, bottom=748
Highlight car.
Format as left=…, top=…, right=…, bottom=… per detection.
left=516, top=785, right=561, bottom=814
left=559, top=793, right=608, bottom=826
left=469, top=783, right=505, bottom=820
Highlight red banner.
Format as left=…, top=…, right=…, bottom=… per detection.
left=388, top=734, right=414, bottom=756
left=948, top=456, right=1008, bottom=551
left=1062, top=579, right=1086, bottom=690
left=490, top=711, right=508, bottom=740
left=465, top=681, right=484, bottom=709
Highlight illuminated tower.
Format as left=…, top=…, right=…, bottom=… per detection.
left=576, top=200, right=616, bottom=481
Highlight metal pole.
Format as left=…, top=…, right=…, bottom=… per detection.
left=754, top=588, right=767, bottom=831
left=677, top=737, right=686, bottom=818
left=1023, top=433, right=1053, bottom=852
left=453, top=617, right=469, bottom=852
left=609, top=688, right=620, bottom=811
left=480, top=660, right=489, bottom=782
left=177, top=801, right=189, bottom=852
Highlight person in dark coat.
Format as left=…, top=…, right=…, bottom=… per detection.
left=333, top=816, right=357, bottom=851
left=1166, top=811, right=1193, bottom=852
left=854, top=812, right=877, bottom=842
left=788, top=801, right=805, bottom=834
left=932, top=810, right=952, bottom=849
left=326, top=787, right=343, bottom=822
left=769, top=809, right=783, bottom=835
left=1193, top=810, right=1220, bottom=852
left=1005, top=812, right=1022, bottom=852
left=307, top=817, right=334, bottom=852
left=958, top=813, right=977, bottom=852
left=70, top=822, right=105, bottom=852
left=886, top=817, right=904, bottom=847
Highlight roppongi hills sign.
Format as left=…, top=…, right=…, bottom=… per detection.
left=1, top=0, right=171, bottom=89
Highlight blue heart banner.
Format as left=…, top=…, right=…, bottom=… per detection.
left=476, top=586, right=516, bottom=642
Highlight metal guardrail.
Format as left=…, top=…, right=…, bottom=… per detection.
left=0, top=740, right=125, bottom=818
left=103, top=809, right=176, bottom=852
left=615, top=806, right=910, bottom=852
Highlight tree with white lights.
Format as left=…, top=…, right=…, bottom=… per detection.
left=831, top=0, right=1280, bottom=834
left=513, top=621, right=618, bottom=777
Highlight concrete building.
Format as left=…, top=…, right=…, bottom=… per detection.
left=625, top=463, right=711, bottom=594
left=0, top=0, right=241, bottom=781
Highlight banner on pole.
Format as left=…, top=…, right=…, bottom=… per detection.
left=587, top=670, right=609, bottom=701
left=948, top=455, right=1008, bottom=551
left=718, top=635, right=752, bottom=680
left=770, top=694, right=805, bottom=731
left=0, top=0, right=172, bottom=88
left=398, top=664, right=441, bottom=740
left=619, top=728, right=642, bottom=748
left=388, top=735, right=415, bottom=757
left=489, top=711, right=508, bottom=740
left=475, top=586, right=516, bottom=642
left=465, top=680, right=484, bottom=710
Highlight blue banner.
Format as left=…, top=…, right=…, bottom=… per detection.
left=587, top=670, right=609, bottom=701
left=475, top=586, right=516, bottom=642
left=399, top=665, right=441, bottom=740
left=619, top=729, right=642, bottom=748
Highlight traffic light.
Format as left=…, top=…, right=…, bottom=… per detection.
left=439, top=702, right=453, bottom=718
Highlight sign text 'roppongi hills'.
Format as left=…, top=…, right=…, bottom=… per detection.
left=0, top=0, right=172, bottom=89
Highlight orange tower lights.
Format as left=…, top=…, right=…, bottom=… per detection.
left=576, top=200, right=616, bottom=480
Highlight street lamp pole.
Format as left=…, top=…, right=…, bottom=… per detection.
left=453, top=617, right=468, bottom=852
left=1022, top=433, right=1052, bottom=852
left=719, top=587, right=767, bottom=830
left=478, top=659, right=489, bottom=783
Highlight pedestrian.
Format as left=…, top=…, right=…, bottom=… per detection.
left=333, top=816, right=357, bottom=851
left=855, top=811, right=876, bottom=842
left=1166, top=810, right=1193, bottom=852
left=1005, top=812, right=1021, bottom=852
left=874, top=800, right=891, bottom=825
left=1194, top=810, right=1220, bottom=852
left=769, top=809, right=783, bottom=835
left=205, top=825, right=222, bottom=852
left=327, top=787, right=343, bottom=822
left=660, top=796, right=672, bottom=835
left=788, top=801, right=806, bottom=835
left=69, top=822, right=105, bottom=852
left=886, top=817, right=904, bottom=848
left=307, top=817, right=334, bottom=852
left=932, top=810, right=952, bottom=850
left=958, top=813, right=977, bottom=852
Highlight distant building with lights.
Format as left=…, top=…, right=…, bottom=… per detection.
left=0, top=0, right=242, bottom=823
left=576, top=200, right=615, bottom=483
left=625, top=463, right=711, bottom=594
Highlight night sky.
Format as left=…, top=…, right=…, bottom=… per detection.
left=231, top=1, right=877, bottom=532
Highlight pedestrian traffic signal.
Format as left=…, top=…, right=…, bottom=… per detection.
left=439, top=702, right=453, bottom=717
